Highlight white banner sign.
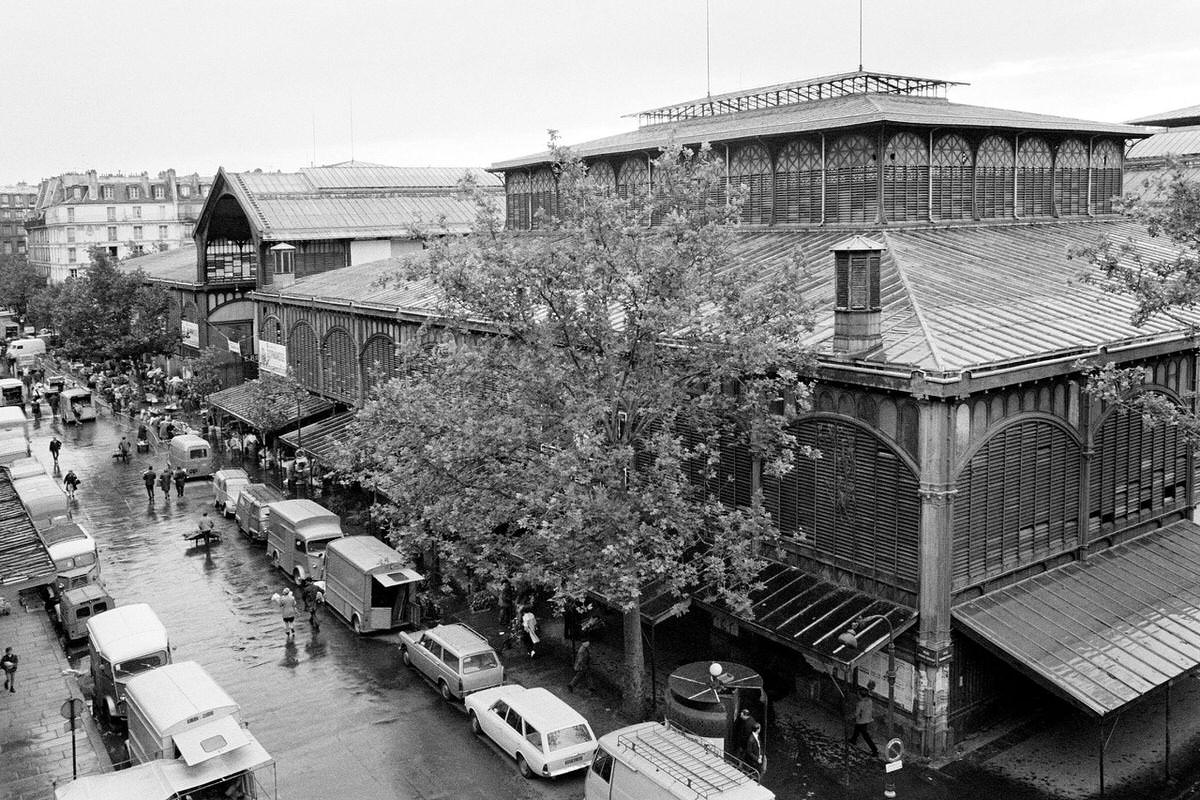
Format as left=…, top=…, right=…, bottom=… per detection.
left=180, top=320, right=199, bottom=349
left=258, top=339, right=287, bottom=377
left=227, top=337, right=242, bottom=355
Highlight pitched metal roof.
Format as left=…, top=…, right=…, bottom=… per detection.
left=1126, top=126, right=1200, bottom=160
left=277, top=412, right=356, bottom=463
left=0, top=470, right=55, bottom=590
left=1128, top=104, right=1200, bottom=127
left=954, top=520, right=1200, bottom=717
left=253, top=256, right=445, bottom=315
left=119, top=246, right=198, bottom=285
left=208, top=382, right=334, bottom=431
left=493, top=93, right=1150, bottom=170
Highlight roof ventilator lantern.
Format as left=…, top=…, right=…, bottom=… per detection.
left=831, top=236, right=884, bottom=357
left=270, top=242, right=296, bottom=289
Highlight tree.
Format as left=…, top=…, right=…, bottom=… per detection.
left=336, top=143, right=817, bottom=712
left=48, top=246, right=179, bottom=362
left=0, top=253, right=46, bottom=321
left=180, top=346, right=228, bottom=405
left=1075, top=160, right=1200, bottom=438
left=233, top=372, right=308, bottom=440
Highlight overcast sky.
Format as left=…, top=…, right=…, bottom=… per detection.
left=2, top=0, right=1197, bottom=183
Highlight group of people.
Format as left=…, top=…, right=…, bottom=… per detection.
left=270, top=579, right=324, bottom=638
left=141, top=464, right=190, bottom=501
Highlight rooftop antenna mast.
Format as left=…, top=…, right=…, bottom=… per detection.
left=349, top=92, right=355, bottom=163
left=705, top=0, right=711, bottom=97
left=858, top=0, right=863, bottom=71
left=311, top=109, right=317, bottom=168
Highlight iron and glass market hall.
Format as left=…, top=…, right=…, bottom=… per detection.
left=494, top=71, right=1200, bottom=757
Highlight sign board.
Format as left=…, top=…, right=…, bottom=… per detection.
left=258, top=340, right=287, bottom=377
left=180, top=320, right=199, bottom=349
left=60, top=697, right=83, bottom=719
left=227, top=337, right=242, bottom=355
left=855, top=653, right=915, bottom=712
left=885, top=759, right=904, bottom=773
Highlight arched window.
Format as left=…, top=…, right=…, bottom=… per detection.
left=1017, top=136, right=1053, bottom=217
left=882, top=132, right=929, bottom=222
left=729, top=144, right=771, bottom=224
left=616, top=157, right=648, bottom=200
left=931, top=133, right=973, bottom=220
left=287, top=322, right=320, bottom=392
left=360, top=334, right=402, bottom=397
left=825, top=133, right=878, bottom=224
left=1091, top=140, right=1123, bottom=214
left=975, top=135, right=1014, bottom=219
left=321, top=328, right=357, bottom=402
left=587, top=161, right=617, bottom=195
left=773, top=138, right=822, bottom=223
left=529, top=168, right=557, bottom=229
left=1053, top=139, right=1088, bottom=217
left=260, top=314, right=282, bottom=344
left=505, top=172, right=530, bottom=230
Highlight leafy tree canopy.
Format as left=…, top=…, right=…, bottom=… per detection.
left=0, top=253, right=46, bottom=322
left=336, top=142, right=819, bottom=707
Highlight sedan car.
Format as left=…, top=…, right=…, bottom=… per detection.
left=465, top=685, right=597, bottom=779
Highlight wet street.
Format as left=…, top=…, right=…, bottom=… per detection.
left=34, top=410, right=582, bottom=800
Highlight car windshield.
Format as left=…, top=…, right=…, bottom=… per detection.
left=461, top=652, right=499, bottom=674
left=306, top=537, right=337, bottom=554
left=547, top=724, right=593, bottom=752
left=114, top=652, right=167, bottom=680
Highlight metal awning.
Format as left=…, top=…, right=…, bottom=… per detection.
left=207, top=382, right=334, bottom=433
left=953, top=520, right=1200, bottom=718
left=0, top=472, right=55, bottom=591
left=276, top=412, right=356, bottom=462
left=694, top=560, right=917, bottom=665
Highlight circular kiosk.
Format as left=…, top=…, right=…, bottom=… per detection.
left=665, top=661, right=765, bottom=755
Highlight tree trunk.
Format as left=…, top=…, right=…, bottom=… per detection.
left=621, top=604, right=645, bottom=717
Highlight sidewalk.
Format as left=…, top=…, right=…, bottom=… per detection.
left=0, top=592, right=111, bottom=800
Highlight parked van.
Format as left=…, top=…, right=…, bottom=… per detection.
left=213, top=468, right=250, bottom=516
left=41, top=519, right=101, bottom=595
left=0, top=405, right=30, bottom=439
left=585, top=721, right=774, bottom=800
left=60, top=388, right=97, bottom=422
left=55, top=584, right=114, bottom=643
left=324, top=536, right=423, bottom=633
left=234, top=483, right=284, bottom=541
left=0, top=435, right=28, bottom=465
left=167, top=433, right=213, bottom=479
left=0, top=378, right=24, bottom=407
left=6, top=337, right=45, bottom=367
left=13, top=473, right=69, bottom=528
left=86, top=603, right=171, bottom=721
left=398, top=623, right=505, bottom=700
left=265, top=499, right=344, bottom=583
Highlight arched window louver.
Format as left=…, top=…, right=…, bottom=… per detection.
left=505, top=172, right=531, bottom=230
left=1054, top=139, right=1089, bottom=217
left=1091, top=140, right=1123, bottom=214
left=321, top=328, right=357, bottom=402
left=882, top=132, right=929, bottom=222
left=975, top=135, right=1014, bottom=219
left=931, top=133, right=973, bottom=220
left=826, top=134, right=878, bottom=224
left=287, top=323, right=320, bottom=392
left=774, top=138, right=822, bottom=223
left=360, top=334, right=402, bottom=397
left=616, top=157, right=648, bottom=200
left=729, top=144, right=771, bottom=224
left=1017, top=136, right=1053, bottom=217
left=587, top=161, right=617, bottom=195
left=529, top=168, right=557, bottom=229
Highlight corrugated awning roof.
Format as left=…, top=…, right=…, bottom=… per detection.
left=0, top=471, right=55, bottom=590
left=953, top=520, right=1200, bottom=717
left=207, top=383, right=334, bottom=432
left=695, top=560, right=916, bottom=665
left=276, top=412, right=356, bottom=463
left=119, top=246, right=198, bottom=285
left=1126, top=126, right=1200, bottom=160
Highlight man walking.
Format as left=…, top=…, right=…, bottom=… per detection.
left=271, top=588, right=298, bottom=638
left=49, top=436, right=62, bottom=465
left=300, top=578, right=322, bottom=629
left=566, top=639, right=593, bottom=693
left=158, top=464, right=172, bottom=500
left=847, top=683, right=880, bottom=758
left=1, top=646, right=17, bottom=692
left=173, top=466, right=187, bottom=497
left=142, top=465, right=157, bottom=500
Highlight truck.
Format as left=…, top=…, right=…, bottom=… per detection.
left=265, top=499, right=344, bottom=583
left=323, top=536, right=422, bottom=633
left=86, top=603, right=171, bottom=721
left=586, top=721, right=774, bottom=800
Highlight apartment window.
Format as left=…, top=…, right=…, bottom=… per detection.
left=1, top=243, right=10, bottom=255
left=179, top=185, right=190, bottom=198
left=107, top=226, right=117, bottom=242
left=153, top=185, right=165, bottom=199
left=102, top=186, right=113, bottom=199
left=158, top=225, right=168, bottom=240
left=157, top=205, right=165, bottom=217
left=69, top=268, right=79, bottom=279
left=133, top=226, right=143, bottom=240
left=128, top=186, right=140, bottom=200
left=67, top=227, right=76, bottom=243
left=130, top=244, right=144, bottom=256
left=132, top=206, right=142, bottom=219
left=72, top=187, right=82, bottom=200
left=67, top=207, right=75, bottom=223
left=68, top=247, right=77, bottom=263
left=0, top=194, right=8, bottom=204
left=271, top=243, right=295, bottom=275
left=106, top=207, right=116, bottom=222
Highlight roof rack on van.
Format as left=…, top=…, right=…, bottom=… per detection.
left=616, top=719, right=760, bottom=796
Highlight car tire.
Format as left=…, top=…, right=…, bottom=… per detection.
left=517, top=754, right=533, bottom=780
left=401, top=647, right=412, bottom=667
left=293, top=568, right=303, bottom=584
left=351, top=615, right=362, bottom=635
left=469, top=711, right=482, bottom=735
left=439, top=679, right=452, bottom=701
left=271, top=551, right=279, bottom=567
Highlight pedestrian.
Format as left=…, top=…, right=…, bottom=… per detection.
left=300, top=579, right=322, bottom=628
left=70, top=399, right=82, bottom=425
left=173, top=466, right=187, bottom=497
left=566, top=639, right=593, bottom=692
left=63, top=469, right=81, bottom=500
left=847, top=683, right=880, bottom=758
left=227, top=433, right=242, bottom=464
left=271, top=588, right=298, bottom=638
left=521, top=607, right=540, bottom=658
left=243, top=430, right=258, bottom=461
left=142, top=465, right=157, bottom=500
left=158, top=464, right=172, bottom=499
left=117, top=436, right=131, bottom=463
left=1, top=646, right=17, bottom=692
left=733, top=708, right=757, bottom=760
left=48, top=436, right=62, bottom=465
left=744, top=721, right=764, bottom=774
left=196, top=511, right=215, bottom=546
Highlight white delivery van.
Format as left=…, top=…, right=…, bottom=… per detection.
left=0, top=405, right=30, bottom=440
left=324, top=536, right=422, bottom=633
left=60, top=388, right=97, bottom=422
left=13, top=473, right=69, bottom=528
left=586, top=721, right=774, bottom=800
left=6, top=337, right=46, bottom=367
left=40, top=519, right=101, bottom=595
left=0, top=377, right=24, bottom=407
left=234, top=483, right=284, bottom=540
left=265, top=499, right=344, bottom=583
left=213, top=468, right=250, bottom=515
left=86, top=604, right=171, bottom=721
left=167, top=434, right=213, bottom=478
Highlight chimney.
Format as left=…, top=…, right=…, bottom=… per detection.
left=86, top=170, right=99, bottom=201
left=830, top=236, right=885, bottom=356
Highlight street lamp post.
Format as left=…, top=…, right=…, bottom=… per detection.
left=838, top=613, right=897, bottom=737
